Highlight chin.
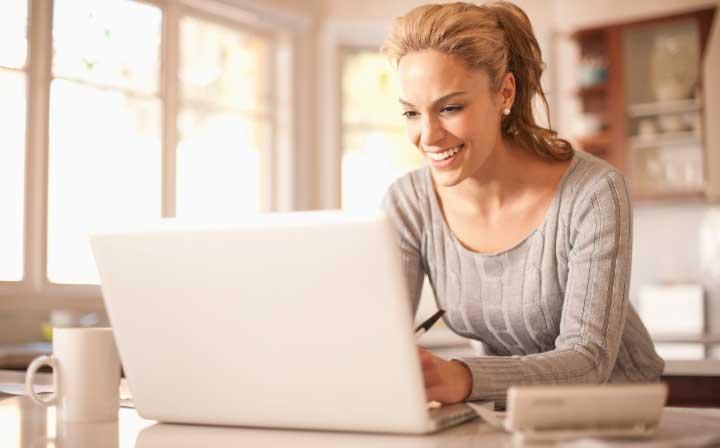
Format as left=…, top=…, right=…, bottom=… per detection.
left=430, top=168, right=465, bottom=188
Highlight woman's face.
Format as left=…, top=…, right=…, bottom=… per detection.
left=397, top=50, right=509, bottom=187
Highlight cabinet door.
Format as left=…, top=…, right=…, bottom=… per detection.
left=622, top=18, right=704, bottom=197
left=704, top=12, right=720, bottom=200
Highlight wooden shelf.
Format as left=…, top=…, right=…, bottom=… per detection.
left=628, top=98, right=702, bottom=117
left=576, top=132, right=611, bottom=148
left=628, top=131, right=701, bottom=149
left=633, top=189, right=707, bottom=202
left=577, top=84, right=607, bottom=96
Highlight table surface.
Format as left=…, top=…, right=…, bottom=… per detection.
left=3, top=370, right=720, bottom=448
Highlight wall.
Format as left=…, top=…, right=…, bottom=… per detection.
left=632, top=204, right=720, bottom=336
left=552, top=0, right=717, bottom=32
left=317, top=0, right=555, bottom=27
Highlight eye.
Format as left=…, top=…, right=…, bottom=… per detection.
left=441, top=105, right=464, bottom=114
left=402, top=110, right=419, bottom=119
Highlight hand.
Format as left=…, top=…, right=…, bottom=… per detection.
left=418, top=347, right=473, bottom=404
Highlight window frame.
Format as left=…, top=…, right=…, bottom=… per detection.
left=317, top=20, right=390, bottom=210
left=0, top=0, right=302, bottom=308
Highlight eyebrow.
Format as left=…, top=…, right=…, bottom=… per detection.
left=398, top=91, right=468, bottom=108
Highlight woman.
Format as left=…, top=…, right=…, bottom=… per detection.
left=381, top=1, right=664, bottom=404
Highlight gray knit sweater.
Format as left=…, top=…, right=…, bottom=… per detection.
left=383, top=151, right=664, bottom=401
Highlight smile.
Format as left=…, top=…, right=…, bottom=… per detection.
left=426, top=144, right=463, bottom=161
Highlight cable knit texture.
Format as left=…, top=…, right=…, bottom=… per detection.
left=383, top=151, right=664, bottom=401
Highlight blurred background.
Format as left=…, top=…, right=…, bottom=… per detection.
left=0, top=0, right=719, bottom=365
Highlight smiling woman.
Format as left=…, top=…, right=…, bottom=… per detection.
left=380, top=1, right=664, bottom=404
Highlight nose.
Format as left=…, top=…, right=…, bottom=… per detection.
left=420, top=116, right=445, bottom=148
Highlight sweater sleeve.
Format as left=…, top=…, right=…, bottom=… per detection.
left=456, top=171, right=633, bottom=401
left=382, top=178, right=426, bottom=317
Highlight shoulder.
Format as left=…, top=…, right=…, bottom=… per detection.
left=383, top=166, right=430, bottom=213
left=563, top=151, right=629, bottom=200
left=562, top=152, right=632, bottom=238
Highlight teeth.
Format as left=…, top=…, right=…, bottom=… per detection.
left=427, top=145, right=462, bottom=161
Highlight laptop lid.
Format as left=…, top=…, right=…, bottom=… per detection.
left=90, top=211, right=431, bottom=433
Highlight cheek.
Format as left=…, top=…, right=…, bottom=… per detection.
left=463, top=107, right=500, bottom=143
left=406, top=122, right=422, bottom=148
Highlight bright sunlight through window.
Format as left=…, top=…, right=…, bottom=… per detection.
left=341, top=51, right=423, bottom=211
left=47, top=0, right=162, bottom=284
left=176, top=18, right=272, bottom=218
left=0, top=1, right=27, bottom=281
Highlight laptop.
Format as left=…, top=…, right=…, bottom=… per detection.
left=89, top=210, right=480, bottom=434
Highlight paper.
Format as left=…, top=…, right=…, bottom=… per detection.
left=466, top=401, right=507, bottom=430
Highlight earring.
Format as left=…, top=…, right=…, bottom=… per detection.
left=503, top=107, right=511, bottom=116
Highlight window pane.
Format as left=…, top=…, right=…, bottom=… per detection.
left=342, top=51, right=404, bottom=127
left=0, top=1, right=28, bottom=69
left=341, top=51, right=423, bottom=210
left=0, top=69, right=26, bottom=281
left=342, top=130, right=422, bottom=210
left=180, top=17, right=271, bottom=112
left=47, top=80, right=161, bottom=284
left=53, top=0, right=161, bottom=94
left=176, top=110, right=269, bottom=217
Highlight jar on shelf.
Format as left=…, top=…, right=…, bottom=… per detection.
left=577, top=55, right=608, bottom=87
left=650, top=27, right=699, bottom=101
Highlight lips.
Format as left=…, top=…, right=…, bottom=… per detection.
left=426, top=144, right=463, bottom=168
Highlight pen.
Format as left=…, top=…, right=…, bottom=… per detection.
left=414, top=309, right=445, bottom=341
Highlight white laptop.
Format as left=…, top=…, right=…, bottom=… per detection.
left=89, top=210, right=480, bottom=434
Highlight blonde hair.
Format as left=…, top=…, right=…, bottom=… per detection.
left=382, top=1, right=573, bottom=161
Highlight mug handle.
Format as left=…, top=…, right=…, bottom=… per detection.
left=25, top=355, right=59, bottom=407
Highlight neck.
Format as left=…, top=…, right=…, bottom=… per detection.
left=436, top=137, right=540, bottom=216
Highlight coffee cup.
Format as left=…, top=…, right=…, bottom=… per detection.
left=25, top=327, right=121, bottom=423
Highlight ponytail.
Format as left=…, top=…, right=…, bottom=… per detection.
left=489, top=1, right=573, bottom=160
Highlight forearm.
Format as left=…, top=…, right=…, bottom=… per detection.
left=456, top=345, right=609, bottom=401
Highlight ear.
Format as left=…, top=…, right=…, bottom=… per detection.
left=497, top=72, right=516, bottom=111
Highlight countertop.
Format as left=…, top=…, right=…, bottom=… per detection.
left=3, top=369, right=720, bottom=447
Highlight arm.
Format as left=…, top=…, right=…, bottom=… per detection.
left=453, top=171, right=633, bottom=401
left=382, top=180, right=426, bottom=317
left=384, top=178, right=475, bottom=404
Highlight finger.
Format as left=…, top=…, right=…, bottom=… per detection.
left=425, top=384, right=446, bottom=403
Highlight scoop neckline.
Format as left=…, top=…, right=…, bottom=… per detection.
left=424, top=153, right=579, bottom=258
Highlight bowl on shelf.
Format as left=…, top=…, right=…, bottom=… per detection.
left=657, top=115, right=686, bottom=133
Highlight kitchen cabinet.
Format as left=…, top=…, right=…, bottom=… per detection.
left=572, top=7, right=717, bottom=201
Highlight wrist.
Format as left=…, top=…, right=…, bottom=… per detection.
left=450, top=360, right=473, bottom=401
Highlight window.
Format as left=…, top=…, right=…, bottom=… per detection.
left=340, top=50, right=423, bottom=210
left=1, top=0, right=287, bottom=294
left=0, top=1, right=28, bottom=281
left=47, top=0, right=163, bottom=284
left=176, top=17, right=272, bottom=217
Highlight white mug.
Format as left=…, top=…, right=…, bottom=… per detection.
left=25, top=327, right=121, bottom=422
left=57, top=421, right=119, bottom=448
